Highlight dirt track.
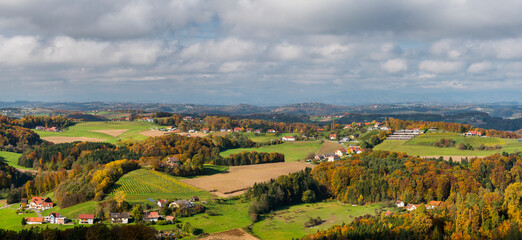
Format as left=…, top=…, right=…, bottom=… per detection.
left=422, top=156, right=483, bottom=162
left=90, top=129, right=128, bottom=137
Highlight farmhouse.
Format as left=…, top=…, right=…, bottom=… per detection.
left=395, top=200, right=405, bottom=208
left=166, top=157, right=180, bottom=167
left=405, top=204, right=421, bottom=211
left=144, top=211, right=160, bottom=222
left=78, top=214, right=95, bottom=224
left=29, top=197, right=53, bottom=210
left=267, top=129, right=276, bottom=133
left=329, top=134, right=337, bottom=140
left=26, top=217, right=44, bottom=225
left=282, top=136, right=296, bottom=141
left=169, top=199, right=193, bottom=209
left=465, top=130, right=482, bottom=136
left=157, top=199, right=168, bottom=208
left=335, top=148, right=347, bottom=157
left=45, top=213, right=66, bottom=224
left=327, top=155, right=340, bottom=162
left=254, top=129, right=262, bottom=133
left=110, top=212, right=130, bottom=224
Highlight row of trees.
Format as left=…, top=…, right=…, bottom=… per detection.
left=213, top=152, right=284, bottom=166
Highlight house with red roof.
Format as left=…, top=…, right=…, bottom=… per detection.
left=329, top=134, right=337, bottom=140
left=26, top=217, right=44, bottom=224
left=144, top=211, right=160, bottom=222
left=45, top=213, right=66, bottom=224
left=78, top=214, right=95, bottom=224
left=335, top=149, right=347, bottom=157
left=282, top=136, right=296, bottom=141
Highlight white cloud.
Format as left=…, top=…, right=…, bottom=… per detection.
left=467, top=61, right=492, bottom=72
left=419, top=60, right=464, bottom=73
left=381, top=58, right=407, bottom=73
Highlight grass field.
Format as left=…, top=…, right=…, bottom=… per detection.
left=41, top=201, right=98, bottom=220
left=358, top=130, right=381, bottom=141
left=220, top=141, right=322, bottom=162
left=0, top=151, right=31, bottom=170
left=243, top=132, right=296, bottom=143
left=109, top=169, right=210, bottom=202
left=251, top=201, right=391, bottom=240
left=35, top=121, right=159, bottom=144
left=374, top=132, right=522, bottom=156
left=155, top=199, right=251, bottom=234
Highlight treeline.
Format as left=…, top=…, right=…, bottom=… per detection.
left=0, top=116, right=42, bottom=152
left=213, top=152, right=284, bottom=166
left=246, top=168, right=326, bottom=220
left=154, top=113, right=318, bottom=134
left=0, top=224, right=157, bottom=240
left=388, top=118, right=519, bottom=138
left=18, top=142, right=138, bottom=170
left=54, top=159, right=139, bottom=208
left=4, top=115, right=75, bottom=129
left=66, top=112, right=109, bottom=121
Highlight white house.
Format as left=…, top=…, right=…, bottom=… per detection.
left=26, top=217, right=43, bottom=224
left=282, top=136, right=296, bottom=141
left=45, top=213, right=66, bottom=224
left=395, top=200, right=405, bottom=208
left=78, top=214, right=95, bottom=224
left=110, top=212, right=129, bottom=224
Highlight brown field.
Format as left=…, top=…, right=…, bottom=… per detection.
left=139, top=130, right=170, bottom=137
left=176, top=132, right=209, bottom=138
left=42, top=136, right=106, bottom=144
left=197, top=228, right=258, bottom=240
left=90, top=129, right=128, bottom=137
left=180, top=162, right=313, bottom=197
left=422, top=156, right=483, bottom=162
left=211, top=132, right=229, bottom=137
left=316, top=141, right=346, bottom=155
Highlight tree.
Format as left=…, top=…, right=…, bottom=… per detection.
left=302, top=190, right=316, bottom=203
left=132, top=204, right=144, bottom=222
left=21, top=217, right=26, bottom=226
left=114, top=190, right=126, bottom=209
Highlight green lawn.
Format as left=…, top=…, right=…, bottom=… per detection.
left=35, top=121, right=159, bottom=144
left=0, top=204, right=74, bottom=231
left=251, top=201, right=391, bottom=240
left=243, top=132, right=296, bottom=143
left=41, top=201, right=98, bottom=220
left=154, top=199, right=251, bottom=235
left=0, top=151, right=31, bottom=170
left=220, top=141, right=323, bottom=162
left=374, top=132, right=522, bottom=156
left=109, top=169, right=210, bottom=202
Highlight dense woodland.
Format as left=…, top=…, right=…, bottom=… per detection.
left=247, top=168, right=327, bottom=220
left=0, top=116, right=42, bottom=152
left=302, top=151, right=522, bottom=239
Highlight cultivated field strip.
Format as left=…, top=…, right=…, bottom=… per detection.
left=111, top=169, right=201, bottom=195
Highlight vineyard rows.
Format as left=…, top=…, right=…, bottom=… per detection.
left=111, top=169, right=202, bottom=195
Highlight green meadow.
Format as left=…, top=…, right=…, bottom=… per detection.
left=374, top=132, right=522, bottom=156
left=35, top=121, right=159, bottom=144
left=0, top=151, right=30, bottom=170
left=251, top=201, right=391, bottom=240
left=219, top=141, right=323, bottom=162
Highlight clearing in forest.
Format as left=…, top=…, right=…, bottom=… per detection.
left=220, top=141, right=322, bottom=162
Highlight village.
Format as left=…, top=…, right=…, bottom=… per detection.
left=18, top=196, right=202, bottom=226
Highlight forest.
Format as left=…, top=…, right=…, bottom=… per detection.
left=303, top=151, right=522, bottom=239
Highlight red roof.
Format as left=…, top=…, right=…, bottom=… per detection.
left=145, top=212, right=159, bottom=219
left=78, top=214, right=95, bottom=219
left=26, top=217, right=43, bottom=222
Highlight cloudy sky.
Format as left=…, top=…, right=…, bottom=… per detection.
left=0, top=0, right=521, bottom=105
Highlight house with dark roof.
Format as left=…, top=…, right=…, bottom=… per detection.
left=110, top=212, right=129, bottom=224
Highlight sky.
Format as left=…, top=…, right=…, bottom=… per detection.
left=0, top=0, right=521, bottom=105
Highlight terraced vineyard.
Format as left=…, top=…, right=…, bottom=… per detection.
left=110, top=169, right=208, bottom=198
